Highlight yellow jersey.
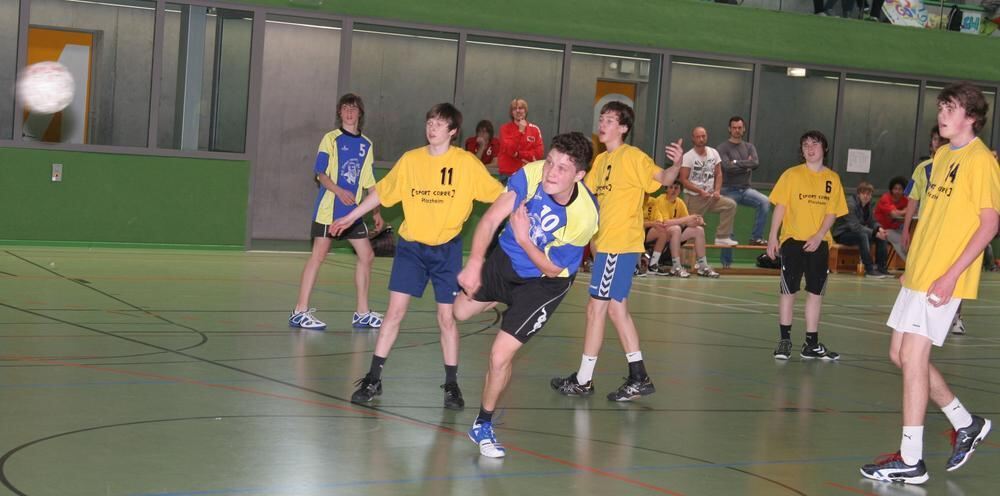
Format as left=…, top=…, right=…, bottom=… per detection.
left=905, top=138, right=1000, bottom=299
left=769, top=164, right=848, bottom=244
left=644, top=195, right=689, bottom=223
left=376, top=146, right=504, bottom=245
left=585, top=144, right=663, bottom=253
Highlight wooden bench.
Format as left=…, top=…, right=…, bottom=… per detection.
left=680, top=244, right=778, bottom=275
left=828, top=243, right=905, bottom=274
left=828, top=243, right=860, bottom=274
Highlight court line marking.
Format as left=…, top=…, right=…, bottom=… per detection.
left=0, top=355, right=686, bottom=496
left=0, top=305, right=685, bottom=496
left=630, top=280, right=1000, bottom=347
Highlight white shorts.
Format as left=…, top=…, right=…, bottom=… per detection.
left=886, top=287, right=962, bottom=347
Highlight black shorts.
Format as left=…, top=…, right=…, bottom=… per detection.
left=311, top=220, right=368, bottom=241
left=779, top=239, right=829, bottom=295
left=472, top=248, right=574, bottom=343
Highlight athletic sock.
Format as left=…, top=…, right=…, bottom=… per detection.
left=476, top=406, right=494, bottom=424
left=696, top=256, right=708, bottom=266
left=576, top=355, right=598, bottom=384
left=368, top=355, right=387, bottom=380
left=805, top=332, right=819, bottom=347
left=650, top=251, right=662, bottom=266
left=626, top=351, right=647, bottom=379
left=900, top=426, right=924, bottom=465
left=671, top=257, right=682, bottom=268
left=444, top=364, right=458, bottom=384
left=779, top=324, right=791, bottom=341
left=942, top=397, right=974, bottom=430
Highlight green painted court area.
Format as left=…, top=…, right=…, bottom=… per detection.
left=1, top=246, right=998, bottom=496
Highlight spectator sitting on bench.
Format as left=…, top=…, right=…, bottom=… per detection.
left=680, top=126, right=739, bottom=247
left=832, top=181, right=891, bottom=278
left=875, top=175, right=909, bottom=261
left=643, top=182, right=719, bottom=278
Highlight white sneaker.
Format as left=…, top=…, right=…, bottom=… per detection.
left=289, top=308, right=326, bottom=330
left=668, top=265, right=690, bottom=278
left=951, top=316, right=966, bottom=335
left=695, top=264, right=720, bottom=278
left=353, top=311, right=383, bottom=329
left=714, top=238, right=739, bottom=247
left=468, top=422, right=506, bottom=458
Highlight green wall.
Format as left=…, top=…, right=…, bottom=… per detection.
left=246, top=0, right=1000, bottom=83
left=0, top=147, right=249, bottom=247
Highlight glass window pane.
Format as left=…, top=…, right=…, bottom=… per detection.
left=159, top=4, right=252, bottom=152
left=349, top=24, right=457, bottom=162
left=919, top=82, right=996, bottom=154
left=0, top=0, right=17, bottom=140
left=665, top=57, right=753, bottom=161
left=24, top=0, right=155, bottom=146
left=252, top=15, right=341, bottom=241
left=461, top=36, right=562, bottom=169
left=755, top=65, right=840, bottom=184
left=566, top=47, right=660, bottom=156
left=836, top=74, right=920, bottom=191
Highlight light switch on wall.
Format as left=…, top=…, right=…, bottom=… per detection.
left=52, top=163, right=63, bottom=182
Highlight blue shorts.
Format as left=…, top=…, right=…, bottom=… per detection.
left=588, top=252, right=639, bottom=302
left=389, top=236, right=463, bottom=304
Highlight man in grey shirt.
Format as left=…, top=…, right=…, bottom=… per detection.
left=717, top=116, right=769, bottom=246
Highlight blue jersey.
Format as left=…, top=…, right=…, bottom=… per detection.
left=499, top=161, right=599, bottom=278
left=312, top=128, right=375, bottom=224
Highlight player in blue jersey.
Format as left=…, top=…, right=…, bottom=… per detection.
left=453, top=132, right=599, bottom=458
left=289, top=93, right=384, bottom=331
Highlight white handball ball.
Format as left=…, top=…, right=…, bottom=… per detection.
left=17, top=61, right=75, bottom=114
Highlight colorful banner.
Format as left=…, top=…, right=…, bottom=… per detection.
left=883, top=0, right=931, bottom=28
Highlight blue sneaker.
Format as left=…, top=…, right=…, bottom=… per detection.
left=468, top=421, right=505, bottom=458
left=353, top=311, right=383, bottom=329
left=946, top=415, right=991, bottom=471
left=860, top=452, right=928, bottom=484
left=289, top=308, right=326, bottom=330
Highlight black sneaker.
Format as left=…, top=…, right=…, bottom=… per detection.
left=773, top=339, right=793, bottom=360
left=351, top=375, right=382, bottom=404
left=860, top=452, right=929, bottom=484
left=800, top=341, right=840, bottom=360
left=946, top=415, right=991, bottom=471
left=606, top=375, right=655, bottom=401
left=748, top=238, right=767, bottom=246
left=550, top=372, right=594, bottom=396
left=441, top=382, right=465, bottom=410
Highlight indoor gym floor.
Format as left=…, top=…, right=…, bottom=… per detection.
left=1, top=246, right=998, bottom=496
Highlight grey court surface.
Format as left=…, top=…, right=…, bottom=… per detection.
left=1, top=246, right=998, bottom=496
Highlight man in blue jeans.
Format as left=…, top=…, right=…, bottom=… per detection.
left=717, top=116, right=769, bottom=266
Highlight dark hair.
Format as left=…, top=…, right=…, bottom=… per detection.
left=798, top=130, right=829, bottom=161
left=930, top=125, right=940, bottom=137
left=336, top=93, right=365, bottom=131
left=600, top=101, right=635, bottom=140
left=426, top=103, right=463, bottom=138
left=888, top=176, right=907, bottom=191
left=475, top=120, right=494, bottom=141
left=937, top=82, right=989, bottom=134
left=729, top=116, right=744, bottom=126
left=550, top=132, right=594, bottom=173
